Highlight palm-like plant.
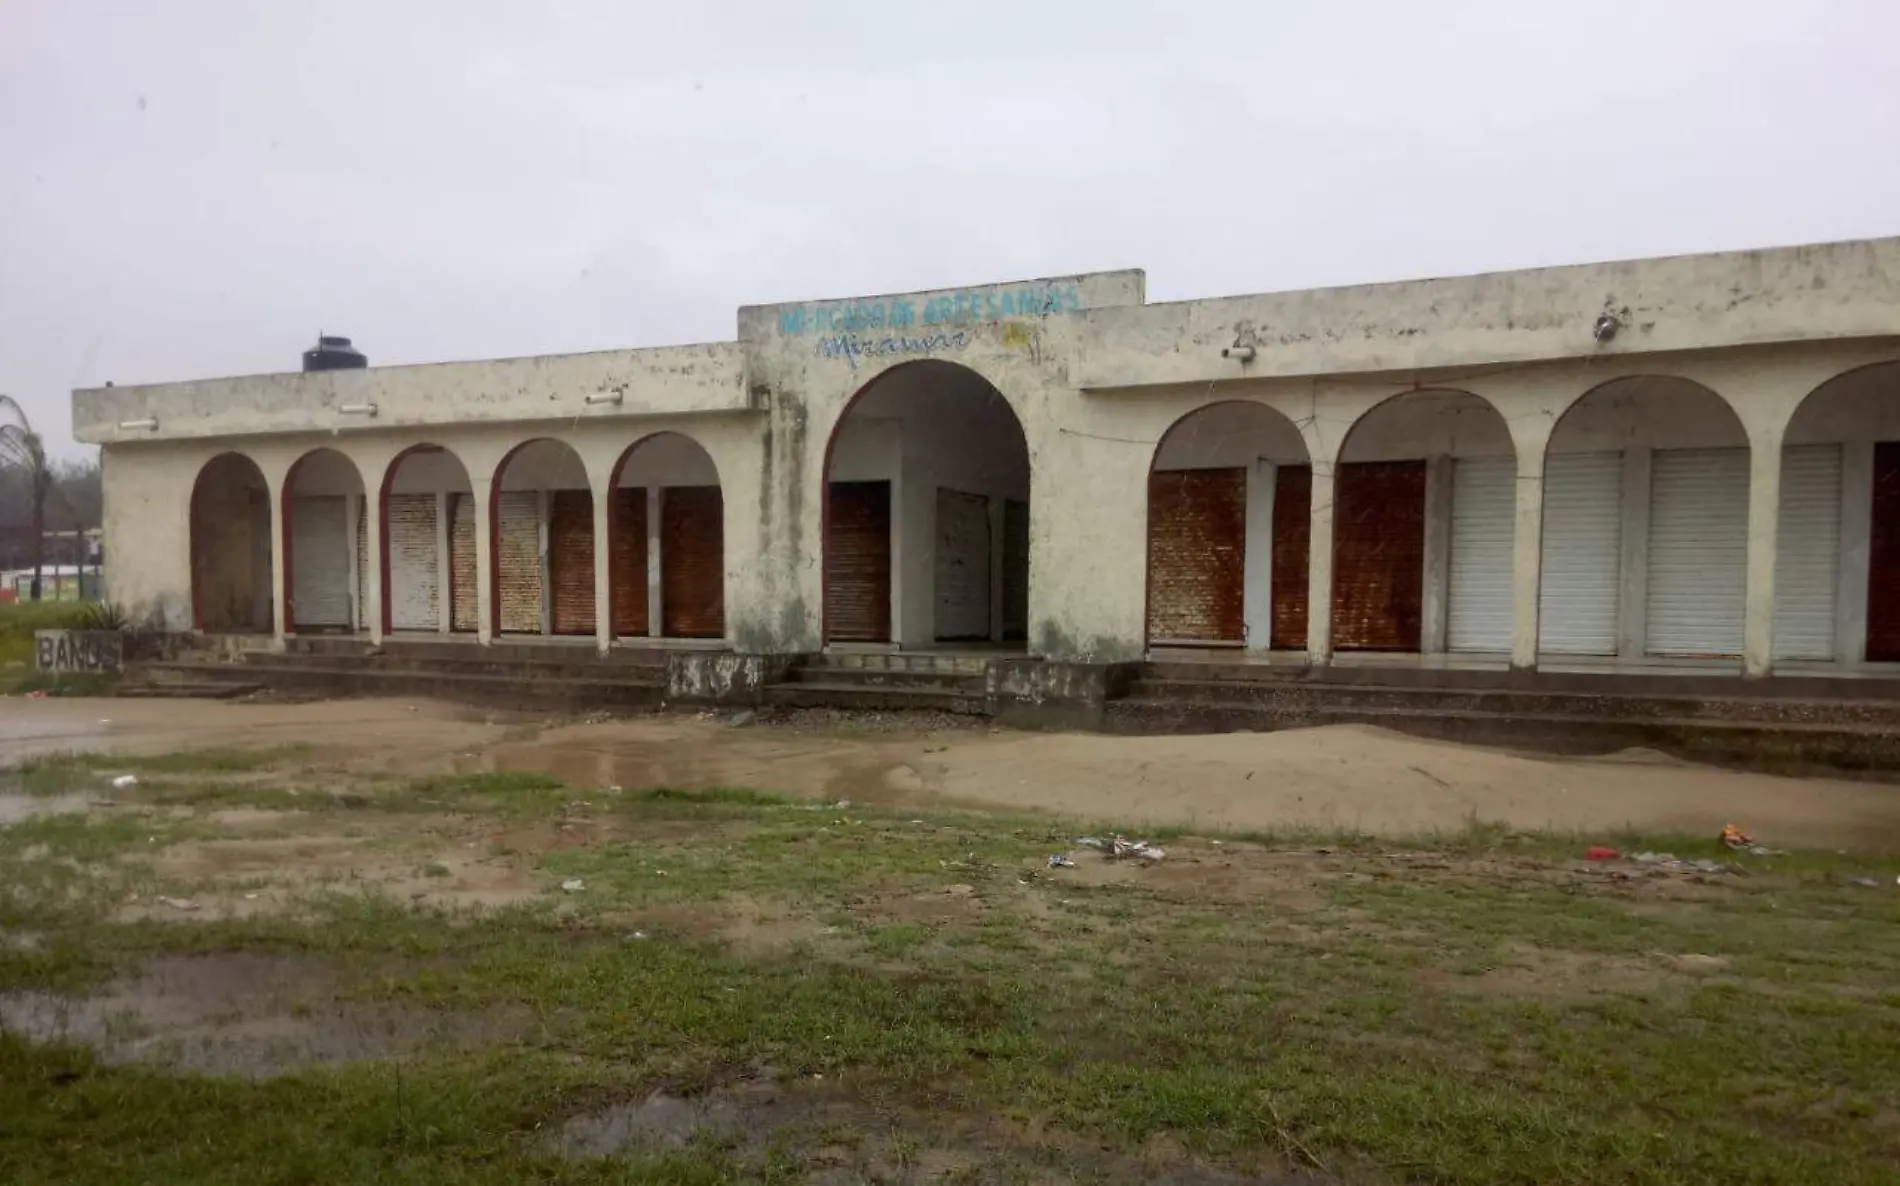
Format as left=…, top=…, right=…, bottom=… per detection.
left=0, top=394, right=53, bottom=600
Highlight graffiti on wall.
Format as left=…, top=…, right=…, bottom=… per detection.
left=814, top=330, right=971, bottom=368
left=35, top=629, right=123, bottom=673
left=778, top=282, right=1082, bottom=339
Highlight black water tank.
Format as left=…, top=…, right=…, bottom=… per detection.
left=302, top=334, right=368, bottom=372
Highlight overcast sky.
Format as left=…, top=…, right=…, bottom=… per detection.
left=3, top=0, right=1896, bottom=456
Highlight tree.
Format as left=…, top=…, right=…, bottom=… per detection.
left=0, top=395, right=53, bottom=600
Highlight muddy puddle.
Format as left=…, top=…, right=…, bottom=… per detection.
left=0, top=953, right=525, bottom=1078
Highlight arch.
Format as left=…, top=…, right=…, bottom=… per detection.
left=607, top=431, right=726, bottom=642
left=1781, top=359, right=1900, bottom=662
left=1543, top=375, right=1750, bottom=661
left=821, top=360, right=1031, bottom=648
left=189, top=452, right=273, bottom=633
left=487, top=438, right=592, bottom=637
left=1143, top=400, right=1310, bottom=651
left=378, top=443, right=475, bottom=634
left=1329, top=389, right=1515, bottom=655
left=280, top=447, right=367, bottom=633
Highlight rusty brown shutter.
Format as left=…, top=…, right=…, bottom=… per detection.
left=826, top=481, right=892, bottom=643
left=1146, top=468, right=1246, bottom=644
left=1867, top=443, right=1900, bottom=661
left=385, top=493, right=440, bottom=631
left=1002, top=497, right=1029, bottom=642
left=448, top=493, right=477, bottom=633
left=1271, top=465, right=1311, bottom=650
left=496, top=490, right=543, bottom=634
left=547, top=489, right=595, bottom=636
left=660, top=486, right=724, bottom=639
left=1332, top=460, right=1427, bottom=651
left=611, top=487, right=648, bottom=638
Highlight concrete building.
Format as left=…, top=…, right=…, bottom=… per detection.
left=73, top=237, right=1900, bottom=698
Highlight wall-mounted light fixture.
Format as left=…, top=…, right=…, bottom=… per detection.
left=337, top=403, right=379, bottom=417
left=584, top=391, right=624, bottom=406
left=1221, top=344, right=1257, bottom=363
left=116, top=417, right=159, bottom=431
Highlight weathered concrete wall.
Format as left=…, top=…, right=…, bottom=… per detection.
left=84, top=240, right=1900, bottom=676
left=74, top=342, right=747, bottom=446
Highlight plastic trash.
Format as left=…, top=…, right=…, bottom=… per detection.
left=1047, top=854, right=1077, bottom=869
left=110, top=775, right=138, bottom=790
left=1848, top=876, right=1882, bottom=889
left=561, top=878, right=586, bottom=893
left=1719, top=823, right=1755, bottom=850
left=1584, top=846, right=1620, bottom=861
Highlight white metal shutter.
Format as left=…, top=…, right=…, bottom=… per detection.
left=934, top=489, right=992, bottom=641
left=386, top=493, right=440, bottom=631
left=1647, top=448, right=1748, bottom=657
left=290, top=495, right=351, bottom=628
left=354, top=499, right=368, bottom=630
left=497, top=491, right=544, bottom=634
left=1773, top=445, right=1841, bottom=661
left=1447, top=458, right=1514, bottom=653
left=1538, top=453, right=1622, bottom=655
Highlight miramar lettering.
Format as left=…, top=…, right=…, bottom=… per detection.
left=815, top=330, right=971, bottom=368
left=777, top=283, right=1081, bottom=337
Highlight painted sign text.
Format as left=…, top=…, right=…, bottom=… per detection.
left=778, top=283, right=1081, bottom=338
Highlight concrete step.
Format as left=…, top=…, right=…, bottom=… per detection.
left=1105, top=698, right=1900, bottom=775
left=811, top=652, right=992, bottom=677
left=764, top=682, right=988, bottom=715
left=784, top=666, right=987, bottom=692
left=243, top=650, right=666, bottom=681
left=145, top=661, right=664, bottom=711
left=117, top=678, right=262, bottom=700
left=1141, top=660, right=1900, bottom=701
left=1126, top=677, right=1900, bottom=729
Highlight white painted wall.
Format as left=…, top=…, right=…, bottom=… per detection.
left=87, top=241, right=1900, bottom=676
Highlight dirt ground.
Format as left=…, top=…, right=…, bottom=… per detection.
left=6, top=696, right=1900, bottom=849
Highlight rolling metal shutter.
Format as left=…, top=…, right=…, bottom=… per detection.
left=1146, top=468, right=1246, bottom=645
left=660, top=486, right=724, bottom=639
left=1646, top=448, right=1747, bottom=657
left=826, top=481, right=892, bottom=643
left=1332, top=461, right=1426, bottom=651
left=1773, top=445, right=1841, bottom=661
left=448, top=494, right=477, bottom=633
left=548, top=489, right=595, bottom=636
left=1001, top=498, right=1029, bottom=642
left=934, top=489, right=991, bottom=641
left=1270, top=465, right=1310, bottom=650
left=385, top=493, right=440, bottom=632
left=1447, top=458, right=1515, bottom=653
left=1538, top=453, right=1622, bottom=655
left=496, top=491, right=543, bottom=634
left=290, top=495, right=351, bottom=629
left=611, top=487, right=648, bottom=638
left=1864, top=443, right=1900, bottom=661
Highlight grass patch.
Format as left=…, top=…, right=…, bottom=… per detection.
left=2, top=762, right=1898, bottom=1183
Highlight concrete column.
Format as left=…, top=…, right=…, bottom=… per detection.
left=473, top=478, right=495, bottom=645
left=1420, top=455, right=1453, bottom=654
left=646, top=487, right=663, bottom=638
left=268, top=483, right=288, bottom=646
left=1510, top=444, right=1547, bottom=669
left=1244, top=460, right=1276, bottom=652
left=592, top=481, right=613, bottom=654
left=344, top=493, right=362, bottom=633
left=1838, top=440, right=1874, bottom=666
left=1305, top=461, right=1336, bottom=663
left=435, top=492, right=453, bottom=634
left=1742, top=431, right=1785, bottom=677
left=365, top=491, right=385, bottom=646
left=1617, top=448, right=1651, bottom=659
